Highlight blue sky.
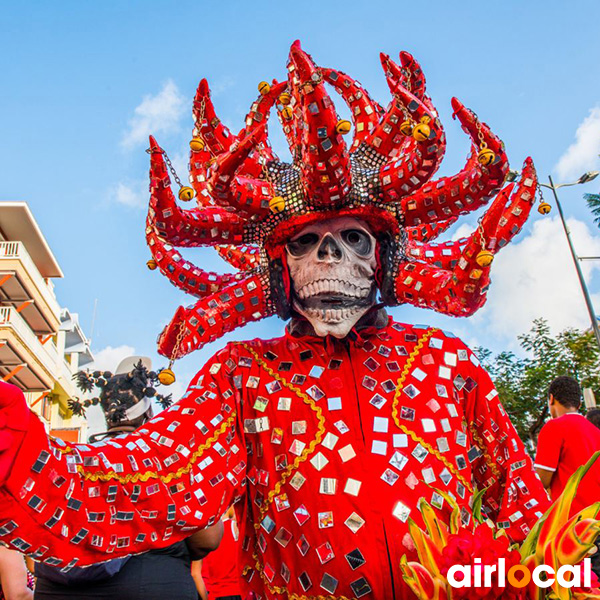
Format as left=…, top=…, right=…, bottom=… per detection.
left=3, top=1, right=600, bottom=406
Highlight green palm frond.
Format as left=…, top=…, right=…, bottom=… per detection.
left=584, top=193, right=600, bottom=228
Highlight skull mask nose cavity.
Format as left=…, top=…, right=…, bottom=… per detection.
left=317, top=234, right=343, bottom=261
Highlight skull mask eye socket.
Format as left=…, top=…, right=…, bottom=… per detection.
left=286, top=232, right=320, bottom=257
left=341, top=228, right=373, bottom=257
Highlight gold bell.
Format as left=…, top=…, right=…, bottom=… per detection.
left=478, top=147, right=496, bottom=166
left=412, top=118, right=431, bottom=142
left=400, top=120, right=414, bottom=136
left=279, top=92, right=291, bottom=105
left=335, top=119, right=352, bottom=135
left=269, top=196, right=286, bottom=213
left=258, top=81, right=271, bottom=96
left=476, top=250, right=494, bottom=268
left=146, top=259, right=157, bottom=271
left=538, top=202, right=552, bottom=215
left=280, top=106, right=293, bottom=120
left=189, top=137, right=205, bottom=152
left=178, top=186, right=195, bottom=201
left=158, top=368, right=176, bottom=386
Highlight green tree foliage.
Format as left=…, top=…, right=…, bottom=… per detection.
left=584, top=193, right=600, bottom=228
left=475, top=318, right=600, bottom=451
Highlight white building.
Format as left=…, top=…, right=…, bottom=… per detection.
left=0, top=202, right=93, bottom=443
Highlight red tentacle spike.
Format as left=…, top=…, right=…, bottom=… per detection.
left=394, top=192, right=507, bottom=315
left=380, top=52, right=427, bottom=100
left=245, top=80, right=287, bottom=135
left=288, top=40, right=352, bottom=206
left=322, top=67, right=383, bottom=151
left=384, top=51, right=446, bottom=173
left=373, top=85, right=444, bottom=203
left=397, top=99, right=509, bottom=227
left=372, top=54, right=446, bottom=203
left=189, top=147, right=214, bottom=199
left=406, top=236, right=466, bottom=270
left=405, top=217, right=458, bottom=244
left=240, top=80, right=286, bottom=177
left=148, top=136, right=245, bottom=246
left=157, top=273, right=273, bottom=359
left=366, top=75, right=441, bottom=157
left=191, top=79, right=270, bottom=184
left=400, top=52, right=444, bottom=175
left=146, top=227, right=244, bottom=297
left=193, top=79, right=236, bottom=156
left=216, top=245, right=261, bottom=271
left=494, top=157, right=537, bottom=246
left=395, top=158, right=537, bottom=316
left=210, top=127, right=272, bottom=217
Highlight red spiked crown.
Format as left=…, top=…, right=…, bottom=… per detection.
left=146, top=41, right=539, bottom=360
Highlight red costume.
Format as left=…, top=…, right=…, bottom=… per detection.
left=0, top=320, right=547, bottom=599
left=0, top=42, right=550, bottom=599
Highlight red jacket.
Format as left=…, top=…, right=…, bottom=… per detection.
left=0, top=318, right=548, bottom=599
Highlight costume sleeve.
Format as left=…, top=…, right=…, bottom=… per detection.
left=462, top=347, right=550, bottom=542
left=533, top=421, right=560, bottom=473
left=0, top=345, right=247, bottom=569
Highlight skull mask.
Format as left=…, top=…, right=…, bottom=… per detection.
left=286, top=217, right=378, bottom=338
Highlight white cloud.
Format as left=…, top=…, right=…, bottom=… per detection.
left=112, top=180, right=148, bottom=209
left=209, top=76, right=235, bottom=97
left=470, top=216, right=600, bottom=345
left=451, top=222, right=476, bottom=241
left=121, top=80, right=186, bottom=150
left=555, top=106, right=600, bottom=180
left=90, top=344, right=136, bottom=372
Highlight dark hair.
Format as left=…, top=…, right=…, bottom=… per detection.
left=548, top=376, right=581, bottom=409
left=587, top=408, right=600, bottom=430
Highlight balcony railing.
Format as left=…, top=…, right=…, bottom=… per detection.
left=0, top=306, right=60, bottom=379
left=0, top=241, right=61, bottom=318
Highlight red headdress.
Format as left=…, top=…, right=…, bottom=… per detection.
left=146, top=41, right=539, bottom=361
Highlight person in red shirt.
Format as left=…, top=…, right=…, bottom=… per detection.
left=534, top=375, right=600, bottom=512
left=195, top=507, right=243, bottom=600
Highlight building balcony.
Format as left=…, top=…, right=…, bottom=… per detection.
left=0, top=305, right=60, bottom=390
left=0, top=241, right=61, bottom=333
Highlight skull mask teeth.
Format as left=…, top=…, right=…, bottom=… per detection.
left=286, top=217, right=378, bottom=338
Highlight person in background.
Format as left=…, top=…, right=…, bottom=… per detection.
left=534, top=375, right=600, bottom=511
left=587, top=407, right=600, bottom=431
left=0, top=546, right=33, bottom=600
left=535, top=376, right=600, bottom=577
left=34, top=357, right=223, bottom=600
left=193, top=506, right=242, bottom=600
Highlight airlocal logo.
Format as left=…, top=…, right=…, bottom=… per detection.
left=447, top=558, right=593, bottom=589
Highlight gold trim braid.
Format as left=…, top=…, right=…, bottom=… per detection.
left=57, top=414, right=237, bottom=484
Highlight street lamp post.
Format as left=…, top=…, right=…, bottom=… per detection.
left=539, top=172, right=600, bottom=350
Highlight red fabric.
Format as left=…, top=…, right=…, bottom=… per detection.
left=534, top=413, right=600, bottom=513
left=0, top=320, right=549, bottom=599
left=0, top=381, right=31, bottom=483
left=202, top=519, right=242, bottom=598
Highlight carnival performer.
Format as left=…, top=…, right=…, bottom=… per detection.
left=0, top=42, right=550, bottom=599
